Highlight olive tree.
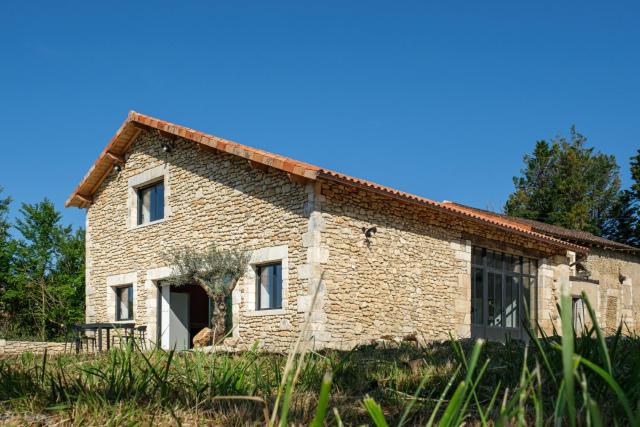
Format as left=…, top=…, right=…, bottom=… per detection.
left=165, top=244, right=249, bottom=343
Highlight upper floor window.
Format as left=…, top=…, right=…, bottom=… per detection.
left=256, top=263, right=282, bottom=310
left=137, top=181, right=164, bottom=225
left=115, top=285, right=134, bottom=321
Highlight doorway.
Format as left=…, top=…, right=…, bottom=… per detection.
left=157, top=283, right=211, bottom=350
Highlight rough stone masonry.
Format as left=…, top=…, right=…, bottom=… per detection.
left=71, top=115, right=640, bottom=352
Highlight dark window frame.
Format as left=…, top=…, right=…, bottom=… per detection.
left=255, top=262, right=283, bottom=311
left=471, top=247, right=538, bottom=341
left=137, top=180, right=165, bottom=225
left=115, top=285, right=134, bottom=321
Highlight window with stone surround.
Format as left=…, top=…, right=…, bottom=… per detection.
left=238, top=245, right=288, bottom=317
left=256, top=263, right=282, bottom=310
left=127, top=165, right=169, bottom=229
left=137, top=180, right=164, bottom=225
left=106, top=272, right=138, bottom=322
left=115, top=285, right=134, bottom=321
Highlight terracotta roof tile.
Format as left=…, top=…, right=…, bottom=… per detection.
left=441, top=201, right=637, bottom=253
left=66, top=111, right=587, bottom=254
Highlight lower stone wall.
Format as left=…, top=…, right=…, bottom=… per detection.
left=0, top=339, right=68, bottom=357
left=582, top=249, right=638, bottom=333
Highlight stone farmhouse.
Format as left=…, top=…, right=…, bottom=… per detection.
left=66, top=112, right=640, bottom=351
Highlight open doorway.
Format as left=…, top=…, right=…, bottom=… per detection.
left=157, top=283, right=211, bottom=350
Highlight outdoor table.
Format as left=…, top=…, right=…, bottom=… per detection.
left=78, top=322, right=136, bottom=352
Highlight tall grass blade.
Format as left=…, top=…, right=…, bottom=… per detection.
left=398, top=369, right=430, bottom=427
left=581, top=291, right=612, bottom=375
left=363, top=396, right=389, bottom=427
left=426, top=365, right=461, bottom=427
left=577, top=356, right=637, bottom=425
left=310, top=371, right=332, bottom=427
left=560, top=286, right=576, bottom=427
left=333, top=407, right=344, bottom=427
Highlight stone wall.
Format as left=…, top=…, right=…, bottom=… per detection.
left=86, top=130, right=312, bottom=351
left=316, top=180, right=567, bottom=348
left=582, top=248, right=639, bottom=332
left=0, top=339, right=67, bottom=357
left=84, top=128, right=639, bottom=351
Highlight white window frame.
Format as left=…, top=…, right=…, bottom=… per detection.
left=127, top=164, right=170, bottom=229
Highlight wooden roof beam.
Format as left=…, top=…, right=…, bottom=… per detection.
left=157, top=128, right=177, bottom=141
left=248, top=160, right=269, bottom=172
left=287, top=173, right=309, bottom=185
left=106, top=151, right=125, bottom=164
left=75, top=194, right=93, bottom=205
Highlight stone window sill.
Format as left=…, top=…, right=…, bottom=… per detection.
left=129, top=217, right=168, bottom=231
left=244, top=309, right=286, bottom=317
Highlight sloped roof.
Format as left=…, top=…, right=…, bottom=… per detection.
left=66, top=111, right=587, bottom=254
left=441, top=201, right=638, bottom=253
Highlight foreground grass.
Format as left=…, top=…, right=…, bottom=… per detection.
left=1, top=292, right=639, bottom=426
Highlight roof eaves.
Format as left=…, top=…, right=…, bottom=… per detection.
left=65, top=111, right=320, bottom=207
left=319, top=171, right=588, bottom=254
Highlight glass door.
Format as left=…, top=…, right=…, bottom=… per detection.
left=471, top=247, right=537, bottom=341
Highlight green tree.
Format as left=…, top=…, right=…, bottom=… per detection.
left=0, top=187, right=13, bottom=324
left=505, top=127, right=620, bottom=235
left=603, top=190, right=638, bottom=246
left=603, top=150, right=640, bottom=246
left=166, top=245, right=249, bottom=344
left=1, top=199, right=84, bottom=340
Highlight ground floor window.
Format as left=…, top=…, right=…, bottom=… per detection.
left=471, top=247, right=537, bottom=341
left=256, top=263, right=282, bottom=310
left=115, top=285, right=134, bottom=321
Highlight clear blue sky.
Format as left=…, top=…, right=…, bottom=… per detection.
left=1, top=1, right=639, bottom=230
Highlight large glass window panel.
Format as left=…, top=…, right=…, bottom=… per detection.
left=504, top=275, right=519, bottom=328
left=494, top=274, right=503, bottom=327
left=470, top=246, right=537, bottom=339
left=137, top=181, right=164, bottom=225
left=524, top=276, right=534, bottom=324
left=272, top=263, right=282, bottom=309
left=494, top=252, right=503, bottom=270
left=116, top=285, right=133, bottom=321
left=140, top=188, right=151, bottom=224
left=471, top=267, right=483, bottom=325
left=472, top=247, right=483, bottom=265
left=530, top=260, right=537, bottom=278
left=152, top=181, right=164, bottom=221
left=488, top=272, right=504, bottom=327
left=256, top=263, right=283, bottom=310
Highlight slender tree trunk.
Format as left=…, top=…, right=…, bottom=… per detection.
left=193, top=278, right=237, bottom=345
left=211, top=293, right=227, bottom=344
left=40, top=278, right=46, bottom=341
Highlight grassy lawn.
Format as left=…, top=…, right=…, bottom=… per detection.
left=1, top=295, right=639, bottom=426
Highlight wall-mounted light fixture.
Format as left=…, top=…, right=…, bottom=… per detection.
left=161, top=141, right=175, bottom=153
left=106, top=151, right=125, bottom=173
left=362, top=226, right=377, bottom=238
left=362, top=226, right=377, bottom=248
left=619, top=270, right=627, bottom=284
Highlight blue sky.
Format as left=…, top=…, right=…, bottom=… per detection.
left=1, top=1, right=638, bottom=230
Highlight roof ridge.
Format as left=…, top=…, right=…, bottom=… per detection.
left=66, top=111, right=588, bottom=254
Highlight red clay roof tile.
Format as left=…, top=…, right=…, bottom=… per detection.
left=66, top=111, right=587, bottom=254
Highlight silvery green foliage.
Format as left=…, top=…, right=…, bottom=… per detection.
left=165, top=245, right=250, bottom=298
